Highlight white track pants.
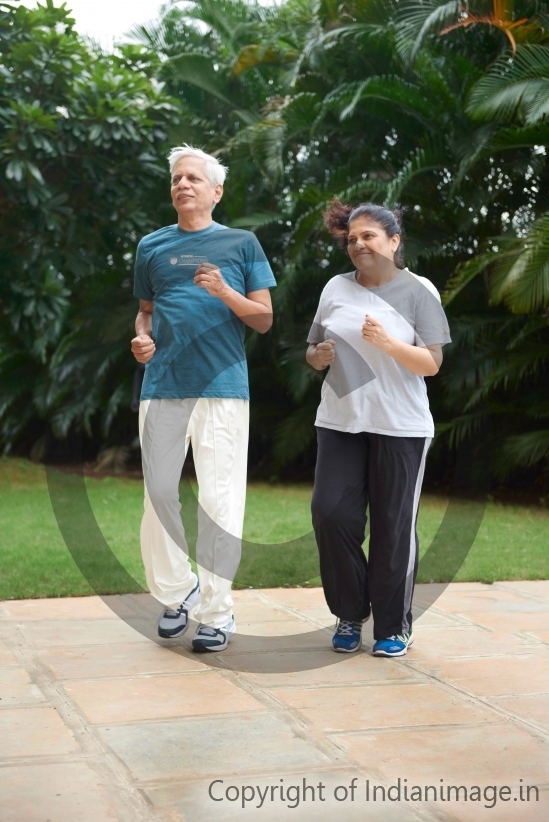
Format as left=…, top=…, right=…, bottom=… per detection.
left=139, top=398, right=249, bottom=627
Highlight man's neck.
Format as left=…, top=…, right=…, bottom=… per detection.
left=177, top=213, right=214, bottom=232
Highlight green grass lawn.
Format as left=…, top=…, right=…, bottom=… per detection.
left=0, top=457, right=548, bottom=600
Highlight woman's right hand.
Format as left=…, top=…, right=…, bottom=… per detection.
left=310, top=340, right=336, bottom=369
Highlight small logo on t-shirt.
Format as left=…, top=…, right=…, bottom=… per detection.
left=169, top=255, right=208, bottom=266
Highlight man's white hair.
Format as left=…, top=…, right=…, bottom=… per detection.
left=168, top=145, right=228, bottom=186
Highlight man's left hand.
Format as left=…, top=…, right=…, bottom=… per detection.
left=194, top=262, right=229, bottom=298
left=361, top=314, right=393, bottom=351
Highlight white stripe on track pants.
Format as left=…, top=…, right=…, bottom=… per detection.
left=139, top=398, right=249, bottom=628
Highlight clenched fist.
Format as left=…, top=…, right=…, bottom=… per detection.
left=194, top=262, right=229, bottom=298
left=361, top=314, right=392, bottom=351
left=311, top=339, right=336, bottom=369
left=131, top=334, right=156, bottom=363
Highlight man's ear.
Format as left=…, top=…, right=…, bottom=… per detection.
left=213, top=184, right=223, bottom=204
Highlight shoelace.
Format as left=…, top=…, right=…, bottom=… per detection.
left=337, top=620, right=356, bottom=636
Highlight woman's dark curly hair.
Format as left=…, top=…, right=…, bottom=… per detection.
left=324, top=198, right=406, bottom=267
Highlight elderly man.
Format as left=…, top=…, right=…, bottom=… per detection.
left=131, top=145, right=275, bottom=651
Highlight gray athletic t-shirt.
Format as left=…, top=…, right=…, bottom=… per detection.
left=307, top=269, right=451, bottom=437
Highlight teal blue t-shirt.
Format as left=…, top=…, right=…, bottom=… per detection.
left=133, top=222, right=276, bottom=400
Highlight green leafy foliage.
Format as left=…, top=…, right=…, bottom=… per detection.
left=0, top=0, right=548, bottom=489
left=0, top=1, right=179, bottom=455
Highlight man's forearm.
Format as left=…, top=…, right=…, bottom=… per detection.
left=136, top=309, right=153, bottom=338
left=219, top=286, right=273, bottom=333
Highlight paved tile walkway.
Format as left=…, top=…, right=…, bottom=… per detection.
left=1, top=581, right=548, bottom=821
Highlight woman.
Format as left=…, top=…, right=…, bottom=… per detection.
left=307, top=200, right=451, bottom=657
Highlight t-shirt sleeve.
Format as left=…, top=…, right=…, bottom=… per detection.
left=133, top=239, right=154, bottom=301
left=414, top=280, right=452, bottom=347
left=244, top=234, right=277, bottom=292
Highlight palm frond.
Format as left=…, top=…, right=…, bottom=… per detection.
left=467, top=44, right=549, bottom=124
left=497, top=429, right=549, bottom=475
left=491, top=211, right=549, bottom=312
left=396, top=0, right=461, bottom=63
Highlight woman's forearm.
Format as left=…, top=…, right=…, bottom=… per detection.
left=306, top=344, right=323, bottom=370
left=384, top=338, right=440, bottom=376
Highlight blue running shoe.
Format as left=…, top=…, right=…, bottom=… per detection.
left=372, top=632, right=414, bottom=657
left=332, top=618, right=366, bottom=653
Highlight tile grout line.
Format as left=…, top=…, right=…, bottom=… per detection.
left=0, top=626, right=172, bottom=822
left=401, top=653, right=549, bottom=745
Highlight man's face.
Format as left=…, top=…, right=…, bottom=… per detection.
left=170, top=156, right=223, bottom=217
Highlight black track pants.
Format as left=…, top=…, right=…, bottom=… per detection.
left=311, top=427, right=430, bottom=640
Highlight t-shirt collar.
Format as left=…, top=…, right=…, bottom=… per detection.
left=176, top=221, right=220, bottom=237
left=351, top=267, right=408, bottom=291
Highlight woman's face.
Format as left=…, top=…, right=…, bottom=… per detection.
left=346, top=215, right=400, bottom=269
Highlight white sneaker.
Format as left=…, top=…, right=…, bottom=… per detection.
left=191, top=617, right=236, bottom=652
left=157, top=577, right=200, bottom=638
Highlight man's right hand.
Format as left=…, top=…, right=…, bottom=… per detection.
left=131, top=334, right=156, bottom=363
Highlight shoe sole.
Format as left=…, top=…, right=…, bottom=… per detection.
left=373, top=647, right=406, bottom=657
left=372, top=634, right=414, bottom=657
left=333, top=641, right=362, bottom=653
left=158, top=624, right=189, bottom=639
left=192, top=639, right=228, bottom=653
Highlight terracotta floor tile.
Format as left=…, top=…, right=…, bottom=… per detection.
left=223, top=624, right=330, bottom=655
left=232, top=601, right=297, bottom=623
left=100, top=714, right=330, bottom=780
left=497, top=580, right=549, bottom=598
left=37, top=642, right=207, bottom=680
left=146, top=773, right=422, bottom=822
left=334, top=725, right=549, bottom=810
left=0, top=762, right=119, bottom=821
left=273, top=682, right=497, bottom=732
left=410, top=652, right=549, bottom=697
left=62, top=671, right=265, bottom=724
left=411, top=625, right=537, bottom=658
left=464, top=611, right=549, bottom=633
left=231, top=590, right=265, bottom=602
left=237, top=619, right=321, bottom=636
left=0, top=639, right=17, bottom=666
left=4, top=583, right=549, bottom=822
left=526, top=629, right=549, bottom=646
left=0, top=707, right=79, bottom=758
left=439, top=582, right=494, bottom=592
left=432, top=796, right=548, bottom=822
left=230, top=651, right=419, bottom=688
left=0, top=596, right=113, bottom=621
left=413, top=608, right=464, bottom=627
left=490, top=693, right=549, bottom=732
left=0, top=667, right=46, bottom=706
left=430, top=588, right=543, bottom=613
left=261, top=588, right=329, bottom=609
left=17, top=618, right=150, bottom=647
left=293, top=606, right=335, bottom=626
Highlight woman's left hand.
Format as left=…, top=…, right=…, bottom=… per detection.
left=361, top=314, right=393, bottom=352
